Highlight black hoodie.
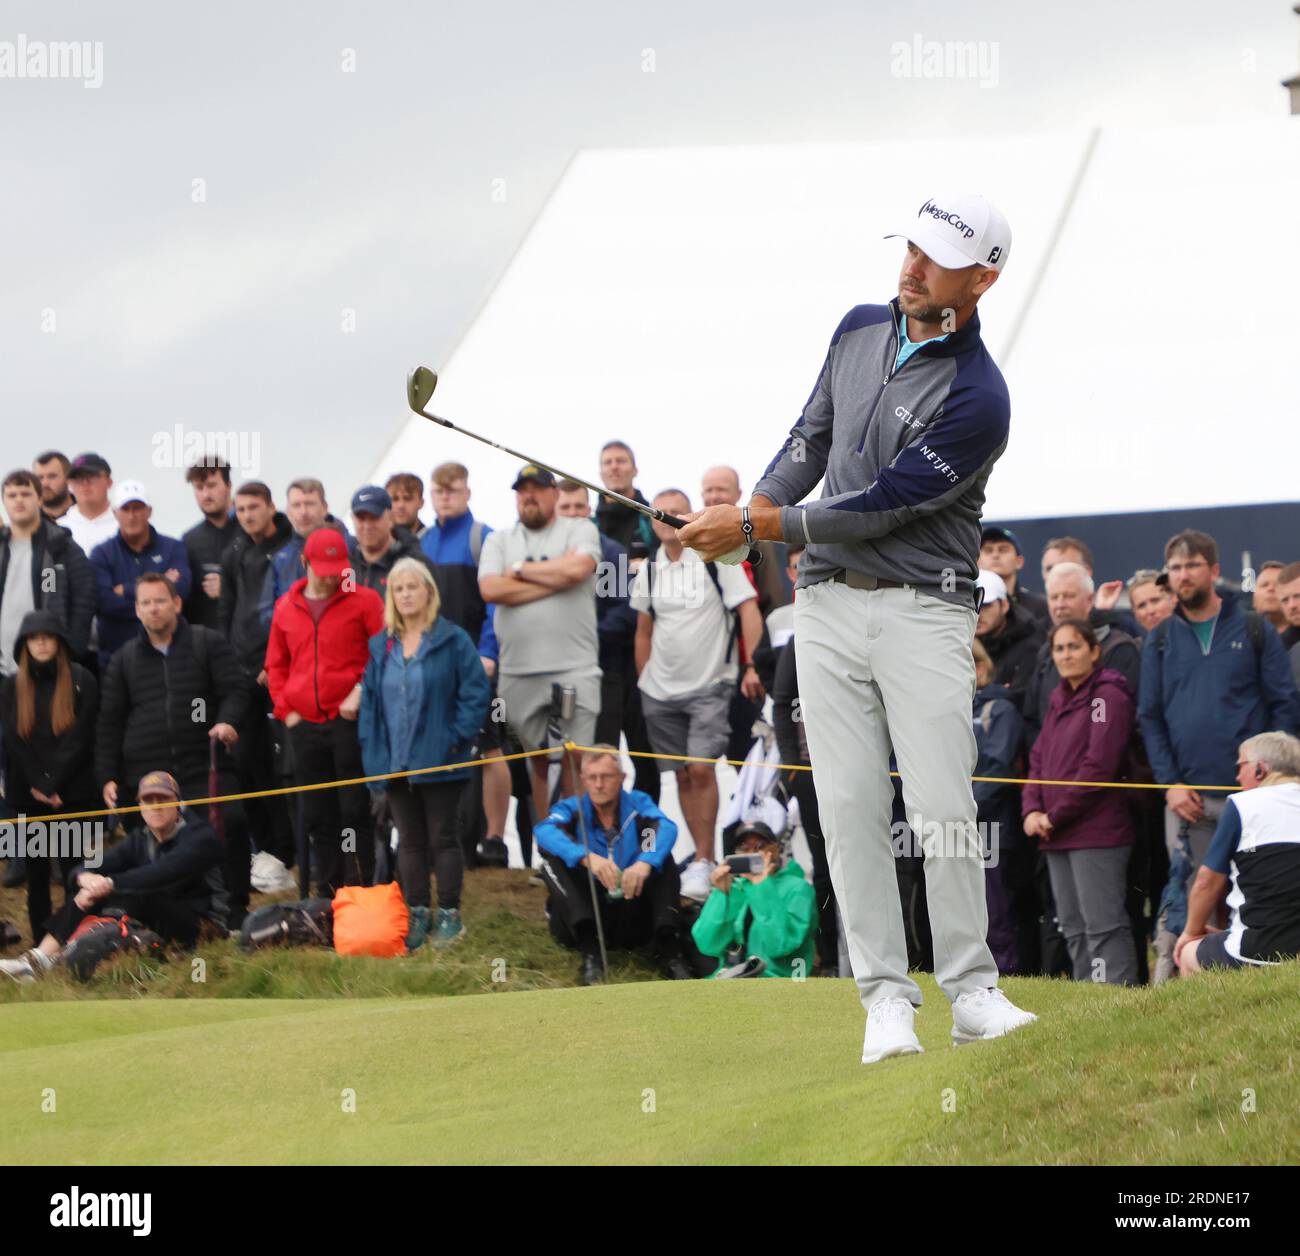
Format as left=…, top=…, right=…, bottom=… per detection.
left=0, top=610, right=99, bottom=807
left=979, top=602, right=1044, bottom=711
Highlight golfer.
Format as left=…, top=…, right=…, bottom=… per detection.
left=679, top=193, right=1037, bottom=1063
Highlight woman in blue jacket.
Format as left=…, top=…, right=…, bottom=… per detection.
left=359, top=557, right=490, bottom=948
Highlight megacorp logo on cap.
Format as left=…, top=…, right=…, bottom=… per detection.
left=919, top=199, right=975, bottom=240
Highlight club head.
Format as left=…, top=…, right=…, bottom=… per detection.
left=407, top=366, right=438, bottom=414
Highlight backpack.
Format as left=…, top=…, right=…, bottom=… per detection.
left=645, top=558, right=741, bottom=664
left=240, top=898, right=334, bottom=951
left=62, top=910, right=165, bottom=982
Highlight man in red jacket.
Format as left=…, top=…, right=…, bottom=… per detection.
left=266, top=528, right=384, bottom=894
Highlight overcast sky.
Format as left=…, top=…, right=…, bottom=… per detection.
left=4, top=0, right=1296, bottom=533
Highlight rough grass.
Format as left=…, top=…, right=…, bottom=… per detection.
left=0, top=868, right=663, bottom=1002
left=2, top=966, right=1297, bottom=1165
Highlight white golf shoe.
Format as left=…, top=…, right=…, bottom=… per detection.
left=861, top=996, right=923, bottom=1064
left=951, top=987, right=1038, bottom=1044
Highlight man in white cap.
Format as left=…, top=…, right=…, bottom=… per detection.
left=975, top=566, right=1044, bottom=711
left=89, top=480, right=192, bottom=667
left=680, top=193, right=1038, bottom=1062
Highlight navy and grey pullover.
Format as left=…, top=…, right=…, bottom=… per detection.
left=753, top=298, right=1010, bottom=606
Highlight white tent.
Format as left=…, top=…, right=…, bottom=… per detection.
left=375, top=119, right=1300, bottom=528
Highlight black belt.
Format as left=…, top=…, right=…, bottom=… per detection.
left=830, top=569, right=908, bottom=591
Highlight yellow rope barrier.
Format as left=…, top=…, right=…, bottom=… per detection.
left=6, top=738, right=1233, bottom=831
left=563, top=744, right=1236, bottom=793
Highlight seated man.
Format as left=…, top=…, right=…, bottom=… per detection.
left=1175, top=732, right=1300, bottom=974
left=0, top=771, right=227, bottom=983
left=535, top=743, right=690, bottom=985
left=692, top=820, right=817, bottom=978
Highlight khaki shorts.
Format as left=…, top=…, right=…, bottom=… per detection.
left=497, top=667, right=601, bottom=754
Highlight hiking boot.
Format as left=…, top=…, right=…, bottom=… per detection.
left=951, top=987, right=1037, bottom=1044
left=405, top=906, right=433, bottom=951
left=432, top=908, right=465, bottom=949
left=862, top=996, right=923, bottom=1065
left=579, top=953, right=605, bottom=986
left=475, top=837, right=509, bottom=868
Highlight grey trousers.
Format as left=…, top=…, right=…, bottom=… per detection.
left=1044, top=845, right=1137, bottom=985
left=794, top=580, right=998, bottom=1010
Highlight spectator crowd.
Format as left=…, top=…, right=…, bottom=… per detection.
left=2, top=444, right=1300, bottom=990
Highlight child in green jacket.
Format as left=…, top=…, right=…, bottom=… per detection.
left=692, top=821, right=818, bottom=978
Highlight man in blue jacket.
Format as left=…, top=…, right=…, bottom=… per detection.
left=421, top=461, right=509, bottom=865
left=536, top=743, right=689, bottom=984
left=1139, top=531, right=1300, bottom=868
left=89, top=481, right=192, bottom=668
left=557, top=479, right=660, bottom=802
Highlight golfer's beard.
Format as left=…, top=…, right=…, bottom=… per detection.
left=520, top=505, right=547, bottom=529
left=901, top=292, right=945, bottom=324
left=1179, top=585, right=1212, bottom=612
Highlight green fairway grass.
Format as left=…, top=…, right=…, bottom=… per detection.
left=2, top=966, right=1298, bottom=1165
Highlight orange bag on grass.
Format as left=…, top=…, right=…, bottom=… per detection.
left=332, top=883, right=409, bottom=958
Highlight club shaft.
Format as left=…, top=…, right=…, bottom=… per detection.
left=414, top=402, right=760, bottom=564
left=416, top=407, right=678, bottom=525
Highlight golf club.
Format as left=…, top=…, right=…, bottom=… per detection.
left=405, top=366, right=760, bottom=566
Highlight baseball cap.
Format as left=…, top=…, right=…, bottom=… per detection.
left=350, top=485, right=392, bottom=517
left=886, top=194, right=1011, bottom=272
left=136, top=770, right=182, bottom=801
left=734, top=820, right=781, bottom=846
left=111, top=480, right=150, bottom=509
left=981, top=525, right=1022, bottom=554
left=976, top=569, right=1009, bottom=604
left=512, top=464, right=556, bottom=490
left=69, top=452, right=111, bottom=479
left=303, top=527, right=351, bottom=577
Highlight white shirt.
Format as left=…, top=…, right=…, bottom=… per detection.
left=630, top=546, right=756, bottom=701
left=64, top=507, right=117, bottom=558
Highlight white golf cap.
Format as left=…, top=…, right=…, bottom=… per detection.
left=111, top=479, right=151, bottom=509
left=886, top=194, right=1011, bottom=272
left=976, top=569, right=1008, bottom=604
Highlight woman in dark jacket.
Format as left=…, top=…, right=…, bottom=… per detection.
left=1022, top=618, right=1137, bottom=986
left=972, top=639, right=1026, bottom=975
left=0, top=611, right=99, bottom=940
left=359, top=558, right=490, bottom=949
